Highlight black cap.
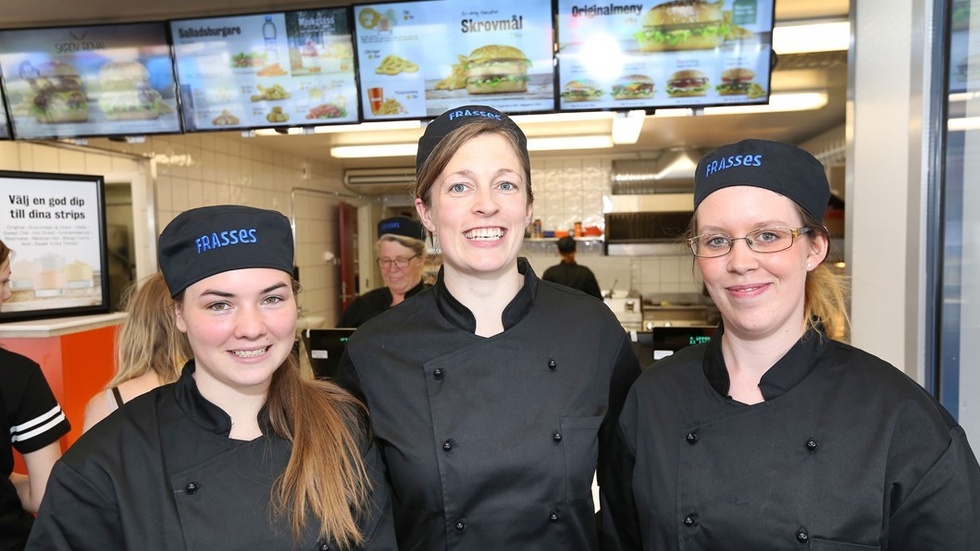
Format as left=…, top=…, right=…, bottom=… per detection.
left=378, top=216, right=424, bottom=240
left=416, top=105, right=527, bottom=174
left=557, top=236, right=577, bottom=254
left=158, top=205, right=293, bottom=297
left=694, top=139, right=830, bottom=222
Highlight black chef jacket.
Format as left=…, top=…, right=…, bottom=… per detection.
left=541, top=261, right=603, bottom=300
left=337, top=259, right=641, bottom=551
left=338, top=280, right=427, bottom=328
left=603, top=326, right=980, bottom=550
left=27, top=362, right=397, bottom=551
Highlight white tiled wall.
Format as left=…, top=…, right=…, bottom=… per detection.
left=527, top=155, right=702, bottom=297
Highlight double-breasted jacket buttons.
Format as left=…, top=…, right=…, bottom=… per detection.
left=433, top=368, right=444, bottom=379
left=443, top=440, right=453, bottom=452
left=805, top=438, right=818, bottom=452
left=454, top=520, right=466, bottom=531
left=549, top=510, right=561, bottom=522
left=548, top=358, right=557, bottom=370
left=686, top=432, right=699, bottom=444
left=683, top=514, right=697, bottom=527
left=553, top=430, right=563, bottom=442
left=796, top=528, right=809, bottom=543
left=184, top=482, right=199, bottom=495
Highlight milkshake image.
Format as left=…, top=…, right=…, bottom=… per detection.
left=33, top=253, right=66, bottom=297
left=10, top=259, right=37, bottom=290
left=64, top=260, right=94, bottom=288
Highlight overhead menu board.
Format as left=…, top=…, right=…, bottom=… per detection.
left=353, top=0, right=555, bottom=120
left=0, top=23, right=181, bottom=139
left=0, top=89, right=9, bottom=139
left=171, top=8, right=359, bottom=131
left=555, top=0, right=775, bottom=112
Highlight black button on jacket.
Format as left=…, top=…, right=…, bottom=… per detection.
left=603, top=327, right=980, bottom=550
left=28, top=362, right=397, bottom=550
left=338, top=260, right=641, bottom=550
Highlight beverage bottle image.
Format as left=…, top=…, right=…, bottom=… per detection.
left=263, top=16, right=278, bottom=63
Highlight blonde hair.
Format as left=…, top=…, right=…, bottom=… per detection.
left=107, top=273, right=191, bottom=389
left=415, top=119, right=532, bottom=209
left=177, top=278, right=371, bottom=547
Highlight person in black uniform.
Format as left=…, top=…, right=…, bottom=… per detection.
left=602, top=139, right=980, bottom=550
left=28, top=206, right=396, bottom=550
left=337, top=105, right=642, bottom=550
left=0, top=239, right=70, bottom=551
left=338, top=216, right=427, bottom=327
left=542, top=236, right=603, bottom=299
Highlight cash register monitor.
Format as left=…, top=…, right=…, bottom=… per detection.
left=304, top=328, right=356, bottom=379
left=650, top=326, right=717, bottom=362
left=629, top=326, right=717, bottom=369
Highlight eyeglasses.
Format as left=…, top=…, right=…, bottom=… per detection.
left=688, top=227, right=813, bottom=258
left=377, top=255, right=419, bottom=269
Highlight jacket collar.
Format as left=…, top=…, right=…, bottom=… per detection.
left=433, top=258, right=538, bottom=333
left=704, top=324, right=829, bottom=401
left=175, top=360, right=273, bottom=436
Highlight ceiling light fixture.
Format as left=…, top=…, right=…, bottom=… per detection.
left=650, top=91, right=829, bottom=118
left=329, top=134, right=616, bottom=159
left=772, top=19, right=850, bottom=55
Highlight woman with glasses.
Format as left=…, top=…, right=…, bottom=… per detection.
left=602, top=139, right=980, bottom=550
left=337, top=105, right=641, bottom=549
left=338, top=216, right=427, bottom=328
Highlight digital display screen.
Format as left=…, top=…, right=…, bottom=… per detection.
left=555, top=0, right=775, bottom=112
left=0, top=88, right=9, bottom=139
left=353, top=0, right=555, bottom=120
left=0, top=23, right=180, bottom=139
left=171, top=8, right=359, bottom=131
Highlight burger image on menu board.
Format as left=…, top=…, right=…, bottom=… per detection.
left=465, top=45, right=531, bottom=94
left=635, top=0, right=727, bottom=52
left=561, top=79, right=603, bottom=102
left=715, top=68, right=755, bottom=95
left=611, top=74, right=655, bottom=100
left=666, top=70, right=710, bottom=97
left=29, top=60, right=88, bottom=123
left=98, top=60, right=170, bottom=120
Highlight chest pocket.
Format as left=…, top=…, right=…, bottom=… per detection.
left=559, top=415, right=603, bottom=501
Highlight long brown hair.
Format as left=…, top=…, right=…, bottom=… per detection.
left=107, top=273, right=191, bottom=389
left=415, top=118, right=533, bottom=209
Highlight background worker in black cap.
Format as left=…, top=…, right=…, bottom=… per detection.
left=602, top=139, right=980, bottom=550
left=338, top=215, right=427, bottom=328
left=337, top=105, right=640, bottom=550
left=29, top=205, right=396, bottom=550
left=542, top=235, right=603, bottom=300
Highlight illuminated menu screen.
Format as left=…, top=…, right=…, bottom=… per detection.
left=0, top=23, right=180, bottom=139
left=0, top=90, right=9, bottom=139
left=353, top=0, right=555, bottom=120
left=555, top=0, right=774, bottom=111
left=171, top=8, right=358, bottom=131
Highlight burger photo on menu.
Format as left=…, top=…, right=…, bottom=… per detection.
left=611, top=74, right=655, bottom=100
left=465, top=45, right=531, bottom=94
left=715, top=67, right=755, bottom=96
left=666, top=70, right=710, bottom=97
left=97, top=60, right=171, bottom=120
left=561, top=79, right=603, bottom=102
left=28, top=61, right=88, bottom=124
left=634, top=0, right=728, bottom=52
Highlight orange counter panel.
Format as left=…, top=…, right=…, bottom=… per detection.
left=2, top=324, right=118, bottom=471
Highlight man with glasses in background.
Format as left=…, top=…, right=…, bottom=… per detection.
left=338, top=216, right=428, bottom=328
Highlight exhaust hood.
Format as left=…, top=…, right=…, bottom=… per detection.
left=611, top=148, right=702, bottom=195
left=343, top=168, right=416, bottom=195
